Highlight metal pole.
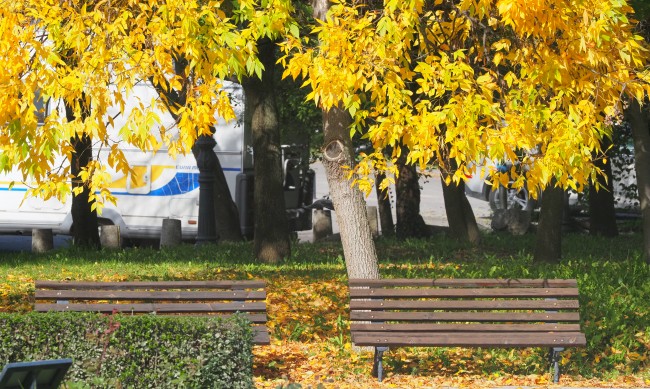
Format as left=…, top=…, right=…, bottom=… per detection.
left=195, top=134, right=219, bottom=245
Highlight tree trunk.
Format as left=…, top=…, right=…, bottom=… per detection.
left=395, top=150, right=429, bottom=239
left=322, top=107, right=380, bottom=279
left=534, top=183, right=564, bottom=263
left=311, top=0, right=379, bottom=279
left=441, top=175, right=481, bottom=245
left=375, top=171, right=394, bottom=236
left=626, top=99, right=650, bottom=264
left=190, top=142, right=243, bottom=242
left=65, top=100, right=100, bottom=248
left=243, top=38, right=291, bottom=262
left=153, top=58, right=243, bottom=242
left=589, top=136, right=618, bottom=237
left=212, top=155, right=243, bottom=241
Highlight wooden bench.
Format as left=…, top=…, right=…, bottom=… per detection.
left=349, top=278, right=586, bottom=382
left=34, top=280, right=270, bottom=345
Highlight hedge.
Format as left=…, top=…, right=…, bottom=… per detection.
left=0, top=312, right=254, bottom=388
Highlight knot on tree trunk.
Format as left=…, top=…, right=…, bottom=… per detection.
left=323, top=139, right=346, bottom=164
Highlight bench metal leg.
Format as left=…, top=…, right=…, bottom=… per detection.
left=371, top=346, right=389, bottom=382
left=549, top=347, right=564, bottom=383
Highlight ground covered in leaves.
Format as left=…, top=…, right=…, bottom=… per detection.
left=254, top=342, right=649, bottom=388
left=253, top=275, right=649, bottom=388
left=1, top=233, right=649, bottom=387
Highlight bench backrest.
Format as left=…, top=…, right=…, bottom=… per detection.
left=34, top=280, right=269, bottom=344
left=348, top=278, right=585, bottom=347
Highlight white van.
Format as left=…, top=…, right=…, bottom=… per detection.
left=0, top=81, right=314, bottom=240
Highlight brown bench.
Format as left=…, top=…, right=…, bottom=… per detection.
left=34, top=280, right=270, bottom=345
left=349, top=278, right=586, bottom=382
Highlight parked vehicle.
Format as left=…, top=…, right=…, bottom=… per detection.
left=464, top=160, right=537, bottom=212
left=465, top=155, right=636, bottom=212
left=0, top=81, right=314, bottom=240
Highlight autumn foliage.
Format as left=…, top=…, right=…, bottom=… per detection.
left=282, top=0, right=650, bottom=196
left=0, top=0, right=296, bottom=209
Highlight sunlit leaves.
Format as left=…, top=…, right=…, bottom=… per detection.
left=0, top=0, right=294, bottom=207
left=283, top=0, right=650, bottom=195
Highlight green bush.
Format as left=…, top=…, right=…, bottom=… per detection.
left=0, top=312, right=254, bottom=389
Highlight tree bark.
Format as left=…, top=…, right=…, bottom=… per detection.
left=311, top=0, right=379, bottom=279
left=153, top=57, right=243, bottom=242
left=375, top=171, right=394, bottom=236
left=190, top=142, right=243, bottom=242
left=441, top=175, right=481, bottom=245
left=589, top=136, right=618, bottom=237
left=395, top=150, right=429, bottom=239
left=626, top=99, right=650, bottom=264
left=65, top=100, right=100, bottom=249
left=322, top=107, right=380, bottom=279
left=534, top=183, right=564, bottom=263
left=243, top=38, right=291, bottom=262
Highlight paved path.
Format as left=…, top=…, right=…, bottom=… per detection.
left=299, top=162, right=493, bottom=242
left=0, top=234, right=71, bottom=252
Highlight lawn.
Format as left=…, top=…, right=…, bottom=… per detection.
left=0, top=231, right=648, bottom=388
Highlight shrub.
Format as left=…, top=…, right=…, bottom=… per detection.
left=0, top=312, right=254, bottom=389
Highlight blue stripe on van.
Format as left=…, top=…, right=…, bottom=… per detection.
left=112, top=169, right=239, bottom=196
left=149, top=172, right=200, bottom=196
left=2, top=169, right=241, bottom=197
left=110, top=172, right=199, bottom=196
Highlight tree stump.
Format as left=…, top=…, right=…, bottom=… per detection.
left=100, top=225, right=121, bottom=249
left=32, top=229, right=53, bottom=253
left=160, top=219, right=182, bottom=248
left=313, top=209, right=333, bottom=241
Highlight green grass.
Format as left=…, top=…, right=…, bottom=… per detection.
left=0, top=231, right=648, bottom=378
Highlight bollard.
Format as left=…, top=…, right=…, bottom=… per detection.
left=160, top=219, right=182, bottom=248
left=312, top=209, right=333, bottom=241
left=100, top=225, right=121, bottom=249
left=32, top=229, right=54, bottom=253
left=366, top=205, right=379, bottom=238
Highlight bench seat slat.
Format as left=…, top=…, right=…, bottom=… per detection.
left=350, top=287, right=579, bottom=299
left=350, top=300, right=579, bottom=311
left=36, top=305, right=268, bottom=323
left=349, top=278, right=578, bottom=288
left=352, top=332, right=587, bottom=347
left=34, top=302, right=267, bottom=314
left=36, top=290, right=266, bottom=301
left=253, top=327, right=271, bottom=345
left=35, top=280, right=266, bottom=290
left=351, top=311, right=581, bottom=323
left=349, top=278, right=586, bottom=382
left=35, top=280, right=269, bottom=345
left=350, top=323, right=583, bottom=333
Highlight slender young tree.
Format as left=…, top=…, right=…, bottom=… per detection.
left=589, top=137, right=619, bottom=237
left=534, top=183, right=565, bottom=263
left=627, top=100, right=650, bottom=264
left=153, top=56, right=243, bottom=242
left=440, top=159, right=481, bottom=245
left=65, top=98, right=100, bottom=248
left=626, top=8, right=650, bottom=264
left=243, top=38, right=291, bottom=262
left=307, top=0, right=380, bottom=279
left=375, top=170, right=395, bottom=236
left=395, top=148, right=429, bottom=239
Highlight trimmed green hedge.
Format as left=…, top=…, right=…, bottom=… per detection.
left=0, top=312, right=254, bottom=389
